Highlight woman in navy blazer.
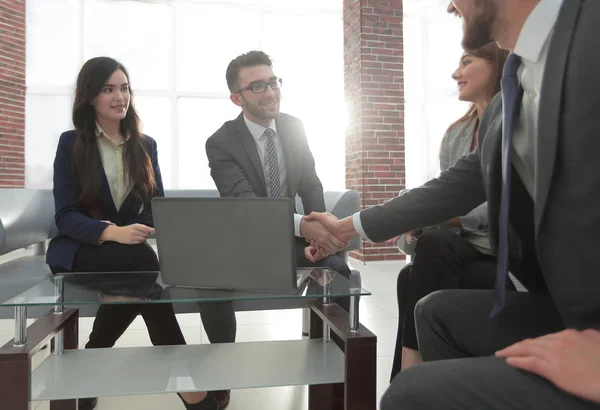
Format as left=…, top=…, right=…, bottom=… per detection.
left=47, top=57, right=217, bottom=410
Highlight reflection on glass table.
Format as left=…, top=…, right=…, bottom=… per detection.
left=1, top=268, right=369, bottom=308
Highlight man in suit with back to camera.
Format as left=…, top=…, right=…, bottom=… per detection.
left=307, top=0, right=600, bottom=408
left=205, top=50, right=353, bottom=311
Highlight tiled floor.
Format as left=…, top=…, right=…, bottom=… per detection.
left=0, top=256, right=404, bottom=410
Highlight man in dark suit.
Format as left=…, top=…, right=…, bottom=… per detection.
left=205, top=50, right=353, bottom=310
left=308, top=0, right=600, bottom=408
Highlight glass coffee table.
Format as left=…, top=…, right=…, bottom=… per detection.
left=0, top=269, right=376, bottom=410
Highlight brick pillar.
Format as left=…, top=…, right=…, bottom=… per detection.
left=344, top=0, right=405, bottom=262
left=0, top=0, right=26, bottom=188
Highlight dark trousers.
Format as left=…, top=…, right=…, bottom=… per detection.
left=80, top=242, right=236, bottom=346
left=390, top=229, right=513, bottom=380
left=199, top=301, right=236, bottom=344
left=296, top=238, right=352, bottom=311
left=51, top=242, right=186, bottom=348
left=380, top=290, right=600, bottom=410
left=65, top=242, right=236, bottom=346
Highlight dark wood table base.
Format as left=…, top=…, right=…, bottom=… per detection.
left=0, top=301, right=376, bottom=410
left=309, top=300, right=377, bottom=410
left=0, top=308, right=79, bottom=410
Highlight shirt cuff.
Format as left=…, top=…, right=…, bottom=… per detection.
left=459, top=215, right=472, bottom=232
left=352, top=212, right=373, bottom=242
left=459, top=215, right=484, bottom=233
left=294, top=213, right=304, bottom=237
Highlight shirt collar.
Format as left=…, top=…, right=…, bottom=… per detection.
left=95, top=122, right=105, bottom=138
left=513, top=0, right=564, bottom=64
left=243, top=115, right=277, bottom=143
left=95, top=122, right=130, bottom=145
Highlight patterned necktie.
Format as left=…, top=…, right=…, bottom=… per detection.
left=264, top=128, right=281, bottom=198
left=491, top=53, right=522, bottom=318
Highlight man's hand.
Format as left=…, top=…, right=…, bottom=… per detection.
left=495, top=329, right=600, bottom=404
left=304, top=245, right=329, bottom=263
left=384, top=236, right=400, bottom=246
left=303, top=212, right=358, bottom=249
left=405, top=229, right=423, bottom=243
left=300, top=213, right=348, bottom=253
left=440, top=217, right=462, bottom=227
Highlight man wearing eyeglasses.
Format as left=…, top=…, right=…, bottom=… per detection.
left=206, top=50, right=353, bottom=309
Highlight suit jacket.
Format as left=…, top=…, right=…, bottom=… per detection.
left=205, top=113, right=325, bottom=215
left=360, top=0, right=600, bottom=329
left=397, top=118, right=490, bottom=255
left=46, top=130, right=164, bottom=271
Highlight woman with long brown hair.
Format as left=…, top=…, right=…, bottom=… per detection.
left=390, top=42, right=510, bottom=378
left=46, top=57, right=218, bottom=410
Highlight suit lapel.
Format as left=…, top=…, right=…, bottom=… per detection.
left=234, top=114, right=267, bottom=194
left=275, top=116, right=301, bottom=196
left=481, top=107, right=503, bottom=253
left=535, top=0, right=581, bottom=237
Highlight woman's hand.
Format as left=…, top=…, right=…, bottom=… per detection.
left=100, top=223, right=154, bottom=245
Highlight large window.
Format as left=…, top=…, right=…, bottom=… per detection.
left=403, top=0, right=468, bottom=187
left=25, top=0, right=345, bottom=190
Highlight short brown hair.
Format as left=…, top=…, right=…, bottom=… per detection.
left=225, top=50, right=273, bottom=93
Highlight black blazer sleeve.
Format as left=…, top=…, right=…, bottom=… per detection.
left=360, top=149, right=487, bottom=243
left=53, top=131, right=110, bottom=245
left=205, top=133, right=259, bottom=198
left=126, top=135, right=164, bottom=227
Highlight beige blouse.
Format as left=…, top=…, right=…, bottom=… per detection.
left=95, top=123, right=132, bottom=210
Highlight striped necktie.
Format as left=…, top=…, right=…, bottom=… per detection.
left=264, top=128, right=281, bottom=198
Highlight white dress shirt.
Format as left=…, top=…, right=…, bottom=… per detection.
left=243, top=115, right=304, bottom=237
left=511, top=0, right=563, bottom=197
left=353, top=0, right=564, bottom=241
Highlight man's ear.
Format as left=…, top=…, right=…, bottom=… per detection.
left=230, top=93, right=244, bottom=107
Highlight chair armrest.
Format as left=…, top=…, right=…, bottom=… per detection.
left=0, top=189, right=55, bottom=255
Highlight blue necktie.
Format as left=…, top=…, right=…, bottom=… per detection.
left=264, top=128, right=281, bottom=198
left=490, top=53, right=522, bottom=318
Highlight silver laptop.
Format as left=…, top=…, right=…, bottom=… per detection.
left=152, top=197, right=307, bottom=293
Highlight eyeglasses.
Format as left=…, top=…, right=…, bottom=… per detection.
left=236, top=78, right=283, bottom=94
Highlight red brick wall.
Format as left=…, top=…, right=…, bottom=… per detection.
left=0, top=0, right=25, bottom=188
left=344, top=0, right=405, bottom=262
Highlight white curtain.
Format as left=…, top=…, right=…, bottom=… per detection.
left=25, top=0, right=345, bottom=190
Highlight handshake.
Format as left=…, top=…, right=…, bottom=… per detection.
left=299, top=212, right=359, bottom=263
